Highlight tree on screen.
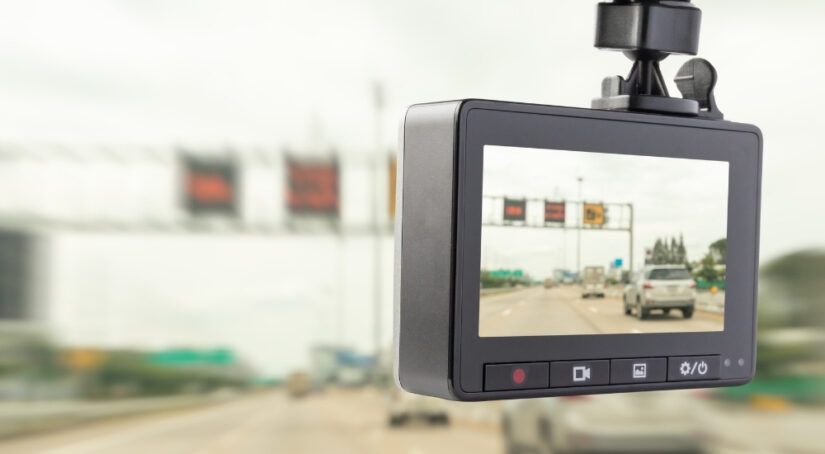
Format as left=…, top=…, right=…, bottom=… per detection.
left=650, top=234, right=689, bottom=265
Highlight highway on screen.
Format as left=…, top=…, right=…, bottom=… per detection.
left=479, top=285, right=723, bottom=337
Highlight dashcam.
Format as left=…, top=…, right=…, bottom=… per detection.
left=393, top=98, right=761, bottom=401
left=394, top=0, right=762, bottom=402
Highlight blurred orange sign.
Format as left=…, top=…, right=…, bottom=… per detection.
left=583, top=203, right=605, bottom=226
left=62, top=348, right=105, bottom=371
left=287, top=158, right=339, bottom=218
left=544, top=201, right=565, bottom=223
left=503, top=199, right=527, bottom=222
left=182, top=156, right=238, bottom=216
left=389, top=157, right=397, bottom=220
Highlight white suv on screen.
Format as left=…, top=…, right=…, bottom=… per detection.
left=623, top=265, right=696, bottom=320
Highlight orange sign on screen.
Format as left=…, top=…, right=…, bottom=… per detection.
left=188, top=173, right=233, bottom=203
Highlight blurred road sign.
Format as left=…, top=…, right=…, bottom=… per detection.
left=287, top=158, right=340, bottom=218
left=490, top=269, right=523, bottom=278
left=614, top=258, right=623, bottom=268
left=544, top=201, right=565, bottom=223
left=389, top=157, right=397, bottom=220
left=149, top=349, right=236, bottom=367
left=62, top=349, right=105, bottom=371
left=583, top=203, right=605, bottom=226
left=503, top=198, right=526, bottom=222
left=182, top=156, right=238, bottom=216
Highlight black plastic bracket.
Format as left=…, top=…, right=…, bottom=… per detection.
left=591, top=0, right=723, bottom=119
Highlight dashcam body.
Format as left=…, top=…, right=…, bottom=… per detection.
left=393, top=99, right=762, bottom=401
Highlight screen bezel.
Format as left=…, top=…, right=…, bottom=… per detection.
left=452, top=101, right=761, bottom=397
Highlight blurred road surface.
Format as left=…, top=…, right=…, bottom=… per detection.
left=480, top=285, right=723, bottom=337
left=0, top=389, right=502, bottom=454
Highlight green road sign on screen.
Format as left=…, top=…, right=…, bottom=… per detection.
left=148, top=349, right=236, bottom=366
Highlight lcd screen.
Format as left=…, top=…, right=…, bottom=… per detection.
left=479, top=145, right=728, bottom=337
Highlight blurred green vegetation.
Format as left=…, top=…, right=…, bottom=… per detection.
left=0, top=333, right=63, bottom=379
left=86, top=350, right=250, bottom=398
left=760, top=250, right=825, bottom=330
left=720, top=250, right=825, bottom=404
left=0, top=338, right=252, bottom=399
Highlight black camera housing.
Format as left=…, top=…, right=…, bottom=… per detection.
left=393, top=99, right=762, bottom=401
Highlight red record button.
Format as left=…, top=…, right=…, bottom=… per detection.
left=485, top=362, right=549, bottom=391
left=512, top=368, right=526, bottom=384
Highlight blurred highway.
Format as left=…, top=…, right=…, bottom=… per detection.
left=0, top=390, right=503, bottom=454
left=480, top=285, right=723, bottom=337
left=2, top=388, right=823, bottom=454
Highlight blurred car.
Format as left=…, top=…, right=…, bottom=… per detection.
left=502, top=391, right=706, bottom=454
left=543, top=278, right=554, bottom=289
left=581, top=266, right=606, bottom=298
left=388, top=386, right=449, bottom=427
left=335, top=365, right=369, bottom=387
left=286, top=371, right=311, bottom=398
left=623, top=265, right=696, bottom=319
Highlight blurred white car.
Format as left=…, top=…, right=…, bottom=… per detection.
left=502, top=391, right=706, bottom=454
left=623, top=265, right=696, bottom=319
left=388, top=386, right=449, bottom=427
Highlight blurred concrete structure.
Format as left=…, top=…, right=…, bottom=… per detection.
left=309, top=345, right=374, bottom=389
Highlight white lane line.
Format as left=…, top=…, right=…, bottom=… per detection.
left=502, top=308, right=512, bottom=317
left=589, top=306, right=598, bottom=313
left=631, top=329, right=643, bottom=333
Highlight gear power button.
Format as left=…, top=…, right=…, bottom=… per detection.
left=668, top=356, right=720, bottom=381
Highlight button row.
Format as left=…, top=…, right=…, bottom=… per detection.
left=484, top=356, right=719, bottom=391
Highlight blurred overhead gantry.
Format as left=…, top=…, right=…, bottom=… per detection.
left=0, top=144, right=396, bottom=237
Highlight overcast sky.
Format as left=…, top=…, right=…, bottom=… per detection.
left=481, top=146, right=728, bottom=277
left=0, top=0, right=821, bottom=259
left=2, top=1, right=824, bottom=376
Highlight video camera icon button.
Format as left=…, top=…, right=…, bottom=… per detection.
left=550, top=360, right=610, bottom=387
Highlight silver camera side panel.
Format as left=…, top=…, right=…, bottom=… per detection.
left=393, top=101, right=462, bottom=399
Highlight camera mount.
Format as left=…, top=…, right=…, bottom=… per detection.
left=592, top=0, right=723, bottom=119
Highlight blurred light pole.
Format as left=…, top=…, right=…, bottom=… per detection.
left=372, top=81, right=384, bottom=358
left=577, top=176, right=583, bottom=278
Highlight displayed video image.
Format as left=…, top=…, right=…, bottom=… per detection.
left=479, top=145, right=728, bottom=337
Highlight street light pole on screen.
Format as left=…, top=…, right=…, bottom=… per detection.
left=577, top=176, right=583, bottom=279
left=628, top=203, right=634, bottom=278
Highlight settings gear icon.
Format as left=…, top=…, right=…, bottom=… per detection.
left=679, top=361, right=692, bottom=376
